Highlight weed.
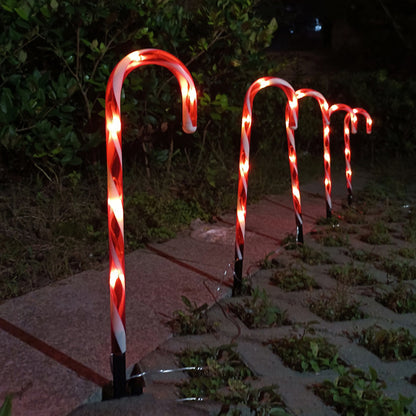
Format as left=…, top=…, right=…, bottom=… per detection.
left=168, top=296, right=215, bottom=336
left=268, top=332, right=341, bottom=372
left=403, top=212, right=416, bottom=242
left=316, top=216, right=340, bottom=227
left=0, top=395, right=12, bottom=416
left=309, top=287, right=364, bottom=321
left=376, top=283, right=416, bottom=313
left=294, top=244, right=333, bottom=265
left=270, top=265, right=319, bottom=292
left=361, top=221, right=391, bottom=245
left=379, top=259, right=416, bottom=281
left=339, top=207, right=367, bottom=224
left=177, top=344, right=289, bottom=415
left=216, top=382, right=290, bottom=416
left=396, top=247, right=416, bottom=259
left=178, top=344, right=253, bottom=398
left=345, top=247, right=381, bottom=263
left=329, top=263, right=376, bottom=286
left=229, top=287, right=289, bottom=329
left=352, top=325, right=416, bottom=361
left=281, top=233, right=298, bottom=250
left=257, top=251, right=280, bottom=270
left=382, top=206, right=408, bottom=223
left=313, top=366, right=414, bottom=416
left=312, top=226, right=350, bottom=247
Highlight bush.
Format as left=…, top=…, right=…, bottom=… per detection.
left=0, top=0, right=278, bottom=176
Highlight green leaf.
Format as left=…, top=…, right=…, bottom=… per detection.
left=14, top=3, right=31, bottom=20
left=0, top=395, right=12, bottom=416
left=181, top=296, right=192, bottom=309
left=17, top=50, right=27, bottom=63
left=310, top=341, right=319, bottom=358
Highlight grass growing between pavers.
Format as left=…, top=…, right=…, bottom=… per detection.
left=168, top=295, right=217, bottom=336
left=328, top=263, right=376, bottom=286
left=177, top=344, right=290, bottom=415
left=376, top=283, right=416, bottom=313
left=292, top=243, right=334, bottom=265
left=350, top=325, right=416, bottom=361
left=267, top=325, right=343, bottom=373
left=378, top=258, right=416, bottom=281
left=309, top=287, right=365, bottom=321
left=270, top=265, right=319, bottom=292
left=229, top=287, right=289, bottom=329
left=361, top=221, right=392, bottom=245
left=313, top=366, right=415, bottom=416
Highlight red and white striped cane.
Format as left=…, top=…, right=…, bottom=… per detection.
left=234, top=77, right=298, bottom=295
left=105, top=49, right=197, bottom=397
left=329, top=104, right=357, bottom=206
left=343, top=107, right=373, bottom=203
left=352, top=108, right=373, bottom=134
left=295, top=89, right=331, bottom=217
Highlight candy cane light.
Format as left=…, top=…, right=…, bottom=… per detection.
left=234, top=77, right=298, bottom=295
left=106, top=49, right=197, bottom=397
left=328, top=104, right=357, bottom=206
left=343, top=107, right=372, bottom=203
left=295, top=89, right=332, bottom=217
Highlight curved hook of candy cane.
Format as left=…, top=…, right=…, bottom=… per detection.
left=105, top=49, right=198, bottom=360
left=233, top=76, right=298, bottom=296
left=296, top=89, right=332, bottom=217
left=329, top=103, right=356, bottom=205
left=353, top=107, right=373, bottom=134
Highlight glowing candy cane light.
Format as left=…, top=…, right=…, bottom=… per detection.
left=106, top=49, right=197, bottom=397
left=295, top=89, right=332, bottom=217
left=343, top=107, right=373, bottom=204
left=328, top=104, right=357, bottom=207
left=234, top=77, right=298, bottom=295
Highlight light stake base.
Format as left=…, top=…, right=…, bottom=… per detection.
left=233, top=260, right=243, bottom=297
left=111, top=352, right=127, bottom=398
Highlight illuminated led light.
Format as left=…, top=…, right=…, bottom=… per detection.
left=345, top=148, right=351, bottom=157
left=292, top=186, right=300, bottom=201
left=324, top=152, right=330, bottom=163
left=188, top=86, right=197, bottom=105
left=129, top=51, right=143, bottom=62
left=240, top=159, right=249, bottom=175
left=107, top=116, right=121, bottom=138
left=344, top=127, right=350, bottom=135
left=258, top=78, right=271, bottom=89
left=289, top=99, right=297, bottom=110
left=242, top=114, right=251, bottom=127
left=237, top=207, right=246, bottom=223
left=325, top=178, right=331, bottom=187
left=296, top=91, right=305, bottom=99
left=324, top=125, right=330, bottom=135
left=346, top=169, right=352, bottom=178
left=108, top=196, right=124, bottom=223
left=109, top=268, right=125, bottom=289
left=289, top=154, right=296, bottom=164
